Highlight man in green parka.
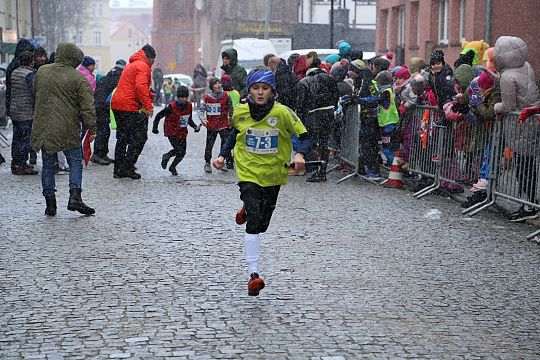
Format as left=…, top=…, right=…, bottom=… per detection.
left=31, top=43, right=97, bottom=216
left=221, top=48, right=247, bottom=97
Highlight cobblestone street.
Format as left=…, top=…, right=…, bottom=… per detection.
left=1, top=114, right=539, bottom=359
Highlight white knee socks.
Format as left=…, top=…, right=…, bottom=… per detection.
left=244, top=233, right=260, bottom=276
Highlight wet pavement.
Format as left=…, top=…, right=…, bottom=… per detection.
left=1, top=111, right=539, bottom=359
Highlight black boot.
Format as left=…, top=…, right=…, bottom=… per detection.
left=306, top=165, right=327, bottom=183
left=45, top=196, right=57, bottom=216
left=67, top=188, right=95, bottom=215
left=0, top=152, right=5, bottom=165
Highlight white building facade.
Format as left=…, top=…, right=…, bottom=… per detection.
left=298, top=0, right=376, bottom=29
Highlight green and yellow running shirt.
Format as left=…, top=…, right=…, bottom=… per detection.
left=232, top=102, right=307, bottom=187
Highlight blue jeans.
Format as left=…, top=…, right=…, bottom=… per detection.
left=11, top=120, right=33, bottom=167
left=41, top=147, right=83, bottom=197
left=479, top=137, right=492, bottom=180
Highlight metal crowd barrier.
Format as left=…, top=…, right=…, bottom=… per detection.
left=406, top=106, right=445, bottom=198
left=336, top=103, right=360, bottom=184
left=438, top=118, right=491, bottom=188
left=463, top=112, right=540, bottom=240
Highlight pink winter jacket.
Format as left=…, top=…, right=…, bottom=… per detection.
left=77, top=65, right=96, bottom=93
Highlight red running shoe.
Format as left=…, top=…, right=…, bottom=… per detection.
left=235, top=204, right=247, bottom=225
left=248, top=272, right=265, bottom=296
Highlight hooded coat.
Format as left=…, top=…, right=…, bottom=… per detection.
left=493, top=36, right=540, bottom=114
left=31, top=43, right=96, bottom=153
left=275, top=61, right=298, bottom=109
left=5, top=39, right=35, bottom=116
left=111, top=49, right=153, bottom=113
left=220, top=49, right=247, bottom=96
left=493, top=36, right=540, bottom=156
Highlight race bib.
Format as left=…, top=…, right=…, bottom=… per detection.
left=206, top=103, right=221, bottom=116
left=179, top=115, right=189, bottom=128
left=246, top=128, right=278, bottom=154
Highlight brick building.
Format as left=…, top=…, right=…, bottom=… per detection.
left=375, top=0, right=540, bottom=73
left=152, top=0, right=298, bottom=75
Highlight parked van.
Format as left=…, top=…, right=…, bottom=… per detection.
left=216, top=38, right=277, bottom=77
left=278, top=49, right=376, bottom=62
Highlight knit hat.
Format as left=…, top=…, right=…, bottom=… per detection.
left=115, top=59, right=127, bottom=69
left=176, top=85, right=189, bottom=98
left=350, top=50, right=363, bottom=61
left=246, top=69, right=276, bottom=92
left=394, top=66, right=411, bottom=80
left=220, top=74, right=233, bottom=90
left=375, top=70, right=393, bottom=87
left=325, top=54, right=340, bottom=65
left=142, top=44, right=156, bottom=59
left=81, top=56, right=95, bottom=67
left=372, top=57, right=390, bottom=71
left=408, top=57, right=426, bottom=74
left=337, top=41, right=352, bottom=58
left=478, top=71, right=495, bottom=90
left=430, top=50, right=445, bottom=65
left=349, top=59, right=366, bottom=74
left=385, top=52, right=394, bottom=61
left=208, top=77, right=221, bottom=90
left=391, top=65, right=402, bottom=76
left=454, top=64, right=475, bottom=92
left=330, top=63, right=347, bottom=81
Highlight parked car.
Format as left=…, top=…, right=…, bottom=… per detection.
left=215, top=38, right=277, bottom=77
left=163, top=73, right=193, bottom=88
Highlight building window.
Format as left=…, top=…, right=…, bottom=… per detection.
left=409, top=1, right=419, bottom=47
left=97, top=3, right=103, bottom=17
left=94, top=57, right=101, bottom=72
left=397, top=6, right=405, bottom=47
left=93, top=31, right=101, bottom=46
left=386, top=9, right=391, bottom=50
left=176, top=42, right=184, bottom=63
left=76, top=31, right=83, bottom=45
left=438, top=0, right=449, bottom=45
left=459, top=0, right=466, bottom=41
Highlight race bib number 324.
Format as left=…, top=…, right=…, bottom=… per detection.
left=246, top=128, right=279, bottom=154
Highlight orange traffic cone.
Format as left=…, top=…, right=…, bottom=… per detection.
left=387, top=151, right=403, bottom=189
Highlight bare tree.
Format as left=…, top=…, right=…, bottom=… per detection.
left=39, top=0, right=88, bottom=54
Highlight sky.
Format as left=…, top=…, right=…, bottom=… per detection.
left=109, top=0, right=153, bottom=8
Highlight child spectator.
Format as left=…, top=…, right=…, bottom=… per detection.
left=493, top=36, right=540, bottom=222
left=152, top=86, right=201, bottom=176
left=428, top=50, right=456, bottom=110
left=221, top=74, right=240, bottom=109
left=202, top=77, right=234, bottom=172
left=349, top=70, right=400, bottom=167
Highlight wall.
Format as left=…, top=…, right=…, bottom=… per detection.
left=110, top=21, right=150, bottom=68
left=376, top=0, right=540, bottom=74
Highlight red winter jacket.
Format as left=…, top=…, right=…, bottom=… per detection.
left=111, top=50, right=153, bottom=112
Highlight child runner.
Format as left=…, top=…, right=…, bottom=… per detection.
left=152, top=86, right=201, bottom=175
left=202, top=77, right=233, bottom=173
left=212, top=69, right=313, bottom=296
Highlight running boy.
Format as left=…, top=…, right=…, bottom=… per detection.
left=202, top=77, right=233, bottom=172
left=152, top=86, right=200, bottom=175
left=212, top=69, right=313, bottom=296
